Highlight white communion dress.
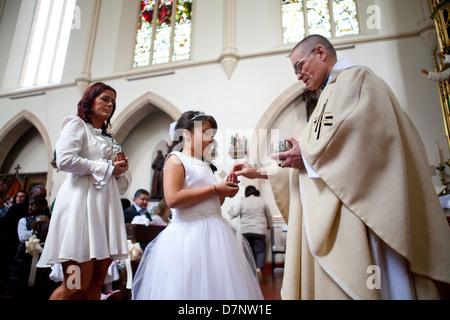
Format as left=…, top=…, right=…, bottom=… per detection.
left=131, top=152, right=264, bottom=300
left=37, top=116, right=131, bottom=268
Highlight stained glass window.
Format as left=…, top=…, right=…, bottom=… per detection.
left=134, top=0, right=193, bottom=68
left=282, top=1, right=305, bottom=45
left=281, top=0, right=359, bottom=44
left=306, top=0, right=331, bottom=38
left=173, top=0, right=192, bottom=62
left=134, top=1, right=155, bottom=68
left=333, top=0, right=359, bottom=37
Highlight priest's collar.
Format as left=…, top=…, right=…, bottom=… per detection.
left=324, top=57, right=359, bottom=88
left=320, top=74, right=330, bottom=92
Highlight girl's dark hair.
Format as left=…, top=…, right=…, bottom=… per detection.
left=77, top=82, right=117, bottom=136
left=167, top=111, right=218, bottom=172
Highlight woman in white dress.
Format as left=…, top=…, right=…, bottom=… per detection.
left=37, top=82, right=131, bottom=300
left=132, top=111, right=263, bottom=300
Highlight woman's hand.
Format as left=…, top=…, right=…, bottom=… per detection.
left=113, top=152, right=129, bottom=177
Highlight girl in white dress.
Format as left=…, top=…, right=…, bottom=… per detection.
left=132, top=111, right=263, bottom=300
left=37, top=83, right=131, bottom=300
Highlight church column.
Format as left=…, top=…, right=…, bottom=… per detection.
left=220, top=0, right=239, bottom=80
left=75, top=0, right=102, bottom=96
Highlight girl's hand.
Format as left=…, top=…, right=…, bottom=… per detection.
left=214, top=181, right=239, bottom=198
left=113, top=152, right=129, bottom=177
left=226, top=172, right=240, bottom=184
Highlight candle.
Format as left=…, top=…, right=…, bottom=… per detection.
left=435, top=141, right=443, bottom=164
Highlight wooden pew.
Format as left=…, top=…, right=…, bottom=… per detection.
left=108, top=224, right=166, bottom=300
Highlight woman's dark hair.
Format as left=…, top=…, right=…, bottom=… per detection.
left=77, top=82, right=117, bottom=136
left=245, top=186, right=260, bottom=197
left=167, top=111, right=218, bottom=172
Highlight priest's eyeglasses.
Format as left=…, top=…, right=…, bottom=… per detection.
left=294, top=48, right=316, bottom=75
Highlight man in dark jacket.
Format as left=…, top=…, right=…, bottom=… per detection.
left=123, top=189, right=152, bottom=223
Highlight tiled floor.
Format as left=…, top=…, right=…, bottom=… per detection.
left=0, top=263, right=285, bottom=301
left=259, top=265, right=283, bottom=300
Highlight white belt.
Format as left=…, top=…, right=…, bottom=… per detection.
left=174, top=208, right=222, bottom=222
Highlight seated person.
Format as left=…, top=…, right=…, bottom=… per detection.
left=7, top=196, right=50, bottom=295
left=123, top=189, right=152, bottom=223
left=150, top=198, right=172, bottom=226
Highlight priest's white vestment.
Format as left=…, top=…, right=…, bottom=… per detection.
left=269, top=60, right=450, bottom=300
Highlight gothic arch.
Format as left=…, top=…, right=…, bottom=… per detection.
left=247, top=80, right=308, bottom=162
left=0, top=110, right=54, bottom=193
left=245, top=81, right=309, bottom=222
left=112, top=92, right=181, bottom=144
left=255, top=81, right=307, bottom=132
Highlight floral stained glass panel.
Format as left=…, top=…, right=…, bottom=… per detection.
left=134, top=0, right=155, bottom=68
left=282, top=0, right=305, bottom=45
left=333, top=0, right=359, bottom=37
left=281, top=0, right=359, bottom=44
left=173, top=0, right=192, bottom=62
left=306, top=0, right=331, bottom=38
left=153, top=0, right=173, bottom=64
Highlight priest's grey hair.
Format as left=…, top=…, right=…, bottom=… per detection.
left=291, top=34, right=337, bottom=60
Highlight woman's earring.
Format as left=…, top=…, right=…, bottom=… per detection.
left=104, top=120, right=108, bottom=127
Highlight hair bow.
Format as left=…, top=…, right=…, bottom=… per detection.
left=169, top=121, right=178, bottom=141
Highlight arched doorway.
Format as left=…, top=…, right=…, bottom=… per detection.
left=112, top=92, right=181, bottom=145
left=0, top=111, right=54, bottom=198
left=111, top=92, right=181, bottom=201
left=246, top=81, right=311, bottom=267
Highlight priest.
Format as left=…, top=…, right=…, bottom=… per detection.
left=230, top=35, right=450, bottom=300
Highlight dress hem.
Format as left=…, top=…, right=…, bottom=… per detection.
left=37, top=253, right=129, bottom=268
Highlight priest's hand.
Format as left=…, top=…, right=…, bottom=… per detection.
left=271, top=138, right=304, bottom=170
left=228, top=161, right=268, bottom=180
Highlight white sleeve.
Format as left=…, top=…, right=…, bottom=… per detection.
left=303, top=157, right=320, bottom=179
left=427, top=68, right=450, bottom=82
left=56, top=116, right=115, bottom=189
left=445, top=55, right=450, bottom=64
left=17, top=218, right=32, bottom=243
left=116, top=170, right=132, bottom=195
